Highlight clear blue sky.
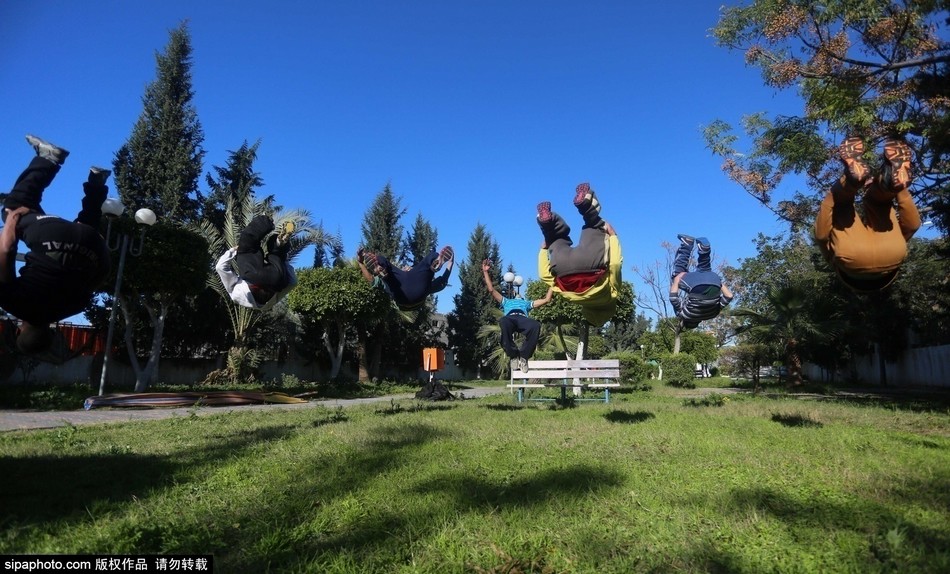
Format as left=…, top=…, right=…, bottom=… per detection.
left=5, top=1, right=915, bottom=321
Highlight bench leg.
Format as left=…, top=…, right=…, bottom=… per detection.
left=560, top=385, right=567, bottom=402
left=517, top=388, right=524, bottom=403
left=604, top=388, right=610, bottom=404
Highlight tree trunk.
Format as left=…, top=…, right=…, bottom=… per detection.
left=574, top=323, right=589, bottom=396
left=877, top=343, right=888, bottom=386
left=118, top=296, right=143, bottom=390
left=673, top=322, right=682, bottom=355
left=555, top=324, right=569, bottom=360
left=786, top=341, right=804, bottom=386
left=752, top=356, right=760, bottom=393
left=323, top=323, right=345, bottom=379
left=369, top=338, right=382, bottom=381
left=134, top=300, right=167, bottom=392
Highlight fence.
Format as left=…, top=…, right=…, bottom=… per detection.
left=803, top=343, right=950, bottom=388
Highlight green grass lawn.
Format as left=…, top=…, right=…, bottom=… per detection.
left=1, top=384, right=948, bottom=573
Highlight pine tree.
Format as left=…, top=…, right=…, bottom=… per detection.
left=404, top=213, right=439, bottom=264
left=202, top=140, right=266, bottom=230
left=113, top=22, right=205, bottom=223
left=98, top=23, right=208, bottom=392
left=360, top=183, right=406, bottom=263
left=448, top=224, right=501, bottom=375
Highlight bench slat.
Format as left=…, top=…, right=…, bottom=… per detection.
left=507, top=383, right=619, bottom=388
left=510, top=369, right=619, bottom=379
left=510, top=359, right=619, bottom=369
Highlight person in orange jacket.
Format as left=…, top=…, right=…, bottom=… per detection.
left=814, top=136, right=921, bottom=292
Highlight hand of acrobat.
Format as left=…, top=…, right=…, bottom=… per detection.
left=481, top=259, right=491, bottom=273
left=1, top=207, right=30, bottom=249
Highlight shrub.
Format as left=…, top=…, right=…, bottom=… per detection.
left=605, top=351, right=658, bottom=385
left=661, top=353, right=697, bottom=387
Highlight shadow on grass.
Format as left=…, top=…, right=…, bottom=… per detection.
left=604, top=410, right=655, bottom=424
left=413, top=464, right=624, bottom=510
left=373, top=401, right=457, bottom=416
left=482, top=404, right=526, bottom=411
left=1, top=423, right=300, bottom=527
left=210, top=423, right=455, bottom=569
left=771, top=413, right=823, bottom=428
left=0, top=452, right=177, bottom=524
left=701, top=485, right=950, bottom=571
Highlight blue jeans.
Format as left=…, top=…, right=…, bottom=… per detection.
left=377, top=250, right=439, bottom=307
left=672, top=241, right=711, bottom=277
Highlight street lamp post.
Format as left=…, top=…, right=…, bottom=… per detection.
left=97, top=199, right=157, bottom=396
left=502, top=271, right=524, bottom=299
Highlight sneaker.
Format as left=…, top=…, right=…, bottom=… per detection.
left=677, top=234, right=695, bottom=247
left=276, top=220, right=295, bottom=246
left=26, top=134, right=69, bottom=165
left=573, top=182, right=601, bottom=215
left=695, top=236, right=711, bottom=253
left=365, top=251, right=388, bottom=278
left=431, top=245, right=454, bottom=272
left=537, top=201, right=552, bottom=223
left=518, top=357, right=529, bottom=373
left=838, top=137, right=870, bottom=187
left=880, top=138, right=912, bottom=192
left=88, top=166, right=111, bottom=187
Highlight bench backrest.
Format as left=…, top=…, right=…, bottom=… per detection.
left=510, top=359, right=620, bottom=381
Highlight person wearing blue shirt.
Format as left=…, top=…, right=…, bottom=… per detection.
left=669, top=234, right=734, bottom=329
left=482, top=258, right=553, bottom=372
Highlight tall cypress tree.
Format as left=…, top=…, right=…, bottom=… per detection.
left=360, top=183, right=406, bottom=263
left=113, top=21, right=205, bottom=223
left=202, top=139, right=266, bottom=231
left=404, top=213, right=438, bottom=264
left=97, top=22, right=208, bottom=392
left=448, top=223, right=501, bottom=376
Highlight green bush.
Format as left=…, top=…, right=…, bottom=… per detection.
left=605, top=351, right=658, bottom=384
left=709, top=366, right=720, bottom=378
left=661, top=353, right=697, bottom=388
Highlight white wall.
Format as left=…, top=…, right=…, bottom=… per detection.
left=803, top=344, right=950, bottom=388
left=5, top=348, right=467, bottom=387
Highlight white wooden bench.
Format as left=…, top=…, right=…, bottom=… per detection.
left=508, top=359, right=621, bottom=404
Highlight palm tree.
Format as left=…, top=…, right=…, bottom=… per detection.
left=731, top=284, right=843, bottom=386
left=195, top=193, right=341, bottom=381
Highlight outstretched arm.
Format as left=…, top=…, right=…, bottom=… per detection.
left=481, top=259, right=503, bottom=303
left=720, top=282, right=735, bottom=308
left=531, top=287, right=553, bottom=309
left=429, top=257, right=454, bottom=294
left=0, top=208, right=28, bottom=284
left=668, top=271, right=685, bottom=313
left=356, top=248, right=374, bottom=284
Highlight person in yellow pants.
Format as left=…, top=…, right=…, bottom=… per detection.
left=814, top=137, right=921, bottom=292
